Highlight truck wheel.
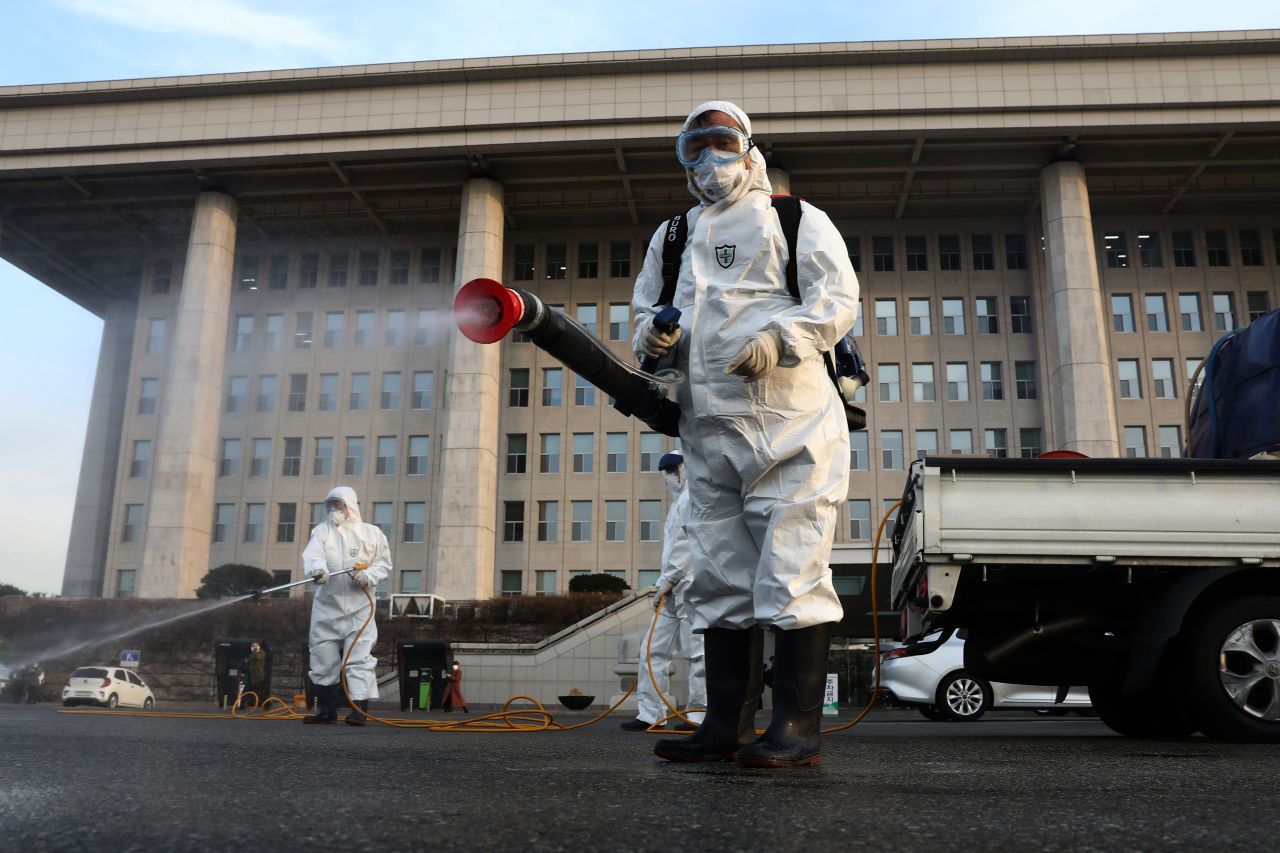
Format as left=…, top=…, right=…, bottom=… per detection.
left=1087, top=675, right=1196, bottom=738
left=918, top=704, right=947, bottom=721
left=935, top=671, right=991, bottom=721
left=1183, top=595, right=1280, bottom=743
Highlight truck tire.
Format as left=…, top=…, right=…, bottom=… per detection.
left=1087, top=678, right=1196, bottom=738
left=1183, top=595, right=1280, bottom=743
left=935, top=671, right=991, bottom=721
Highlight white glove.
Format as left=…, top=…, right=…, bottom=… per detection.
left=638, top=317, right=682, bottom=359
left=311, top=567, right=328, bottom=585
left=351, top=570, right=375, bottom=590
left=653, top=578, right=676, bottom=611
left=725, top=330, right=782, bottom=382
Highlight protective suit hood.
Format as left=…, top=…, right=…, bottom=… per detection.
left=325, top=486, right=363, bottom=525
left=682, top=99, right=771, bottom=206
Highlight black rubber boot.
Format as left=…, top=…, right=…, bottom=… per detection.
left=654, top=626, right=762, bottom=762
left=737, top=623, right=831, bottom=768
left=620, top=717, right=658, bottom=732
left=345, top=699, right=369, bottom=726
left=303, top=684, right=338, bottom=725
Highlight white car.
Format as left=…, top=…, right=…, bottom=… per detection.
left=62, top=666, right=155, bottom=709
left=877, top=629, right=1090, bottom=721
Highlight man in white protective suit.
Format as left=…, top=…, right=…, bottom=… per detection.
left=620, top=451, right=707, bottom=733
left=631, top=100, right=859, bottom=768
left=301, top=486, right=392, bottom=726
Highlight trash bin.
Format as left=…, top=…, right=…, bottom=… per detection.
left=213, top=637, right=273, bottom=708
left=396, top=640, right=452, bottom=711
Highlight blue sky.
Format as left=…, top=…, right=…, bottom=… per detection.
left=3, top=1, right=1279, bottom=594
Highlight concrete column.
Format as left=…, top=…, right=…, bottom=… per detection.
left=429, top=177, right=504, bottom=601
left=767, top=166, right=791, bottom=196
left=62, top=298, right=136, bottom=597
left=1039, top=162, right=1119, bottom=456
left=139, top=192, right=237, bottom=597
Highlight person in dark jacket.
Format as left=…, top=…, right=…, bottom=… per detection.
left=439, top=662, right=469, bottom=713
left=245, top=642, right=268, bottom=706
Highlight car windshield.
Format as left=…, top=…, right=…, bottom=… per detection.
left=71, top=667, right=108, bottom=679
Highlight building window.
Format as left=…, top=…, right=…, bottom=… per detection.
left=534, top=570, right=556, bottom=597
left=232, top=315, right=253, bottom=351
left=1118, top=360, right=1142, bottom=399
left=257, top=371, right=277, bottom=412
left=875, top=299, right=897, bottom=336
left=407, top=436, right=429, bottom=476
left=250, top=438, right=270, bottom=477
left=318, top=373, right=337, bottom=411
left=388, top=249, right=409, bottom=285
left=412, top=371, right=434, bottom=410
left=130, top=440, right=151, bottom=478
left=116, top=569, right=137, bottom=598
left=398, top=570, right=423, bottom=595
left=605, top=500, right=626, bottom=541
left=244, top=503, right=265, bottom=543
left=872, top=236, right=894, bottom=272
left=373, top=435, right=394, bottom=473
left=146, top=318, right=166, bottom=354
left=630, top=503, right=660, bottom=548
left=404, top=503, right=426, bottom=543
left=538, top=501, right=559, bottom=543
left=1205, top=230, right=1230, bottom=267
left=503, top=501, right=525, bottom=542
left=238, top=255, right=260, bottom=291
left=985, top=428, right=1008, bottom=459
left=385, top=310, right=405, bottom=347
left=949, top=429, right=973, bottom=454
left=354, top=311, right=373, bottom=347
left=414, top=309, right=437, bottom=347
left=1010, top=295, right=1033, bottom=334
left=1179, top=293, right=1203, bottom=332
left=970, top=234, right=994, bottom=270
left=574, top=374, right=595, bottom=407
left=345, top=437, right=365, bottom=476
left=219, top=438, right=241, bottom=477
left=849, top=431, right=868, bottom=471
left=572, top=433, right=594, bottom=473
left=310, top=503, right=326, bottom=527
left=298, top=253, right=319, bottom=289
left=1123, top=426, right=1148, bottom=458
left=1137, top=232, right=1163, bottom=268
left=281, top=438, right=301, bottom=476
left=1186, top=358, right=1204, bottom=398
left=420, top=247, right=443, bottom=284
left=542, top=368, right=563, bottom=407
left=1152, top=359, right=1175, bottom=399
left=1172, top=230, right=1196, bottom=267
left=905, top=235, right=928, bottom=271
left=849, top=500, right=871, bottom=540
left=938, top=234, right=961, bottom=271
left=288, top=373, right=307, bottom=412
left=539, top=433, right=561, bottom=473
left=151, top=258, right=173, bottom=294
left=576, top=304, right=597, bottom=335
left=606, top=433, right=627, bottom=473
left=1145, top=294, right=1169, bottom=332
left=357, top=251, right=379, bottom=287
left=1111, top=294, right=1135, bottom=333
left=845, top=235, right=862, bottom=273
left=506, top=434, right=527, bottom=475
left=512, top=244, right=535, bottom=281
left=980, top=362, right=1003, bottom=401
left=1015, top=361, right=1038, bottom=400
left=1019, top=428, right=1043, bottom=458
left=942, top=298, right=965, bottom=335
left=571, top=501, right=592, bottom=542
left=946, top=363, right=969, bottom=401
left=380, top=372, right=401, bottom=410
left=610, top=241, right=631, bottom=278
left=640, top=433, right=661, bottom=472
left=294, top=312, right=312, bottom=348
left=328, top=252, right=349, bottom=287
left=121, top=504, right=143, bottom=543
left=574, top=241, right=599, bottom=278
left=878, top=364, right=900, bottom=402
left=323, top=311, right=344, bottom=348
left=911, top=363, right=935, bottom=402
left=264, top=314, right=282, bottom=351
left=908, top=298, right=931, bottom=335
left=546, top=244, right=569, bottom=280
left=225, top=375, right=247, bottom=413
left=1247, top=291, right=1271, bottom=322
left=1158, top=426, right=1183, bottom=459
left=213, top=504, right=234, bottom=543
left=1213, top=293, right=1236, bottom=331
left=1104, top=231, right=1129, bottom=268
left=501, top=570, right=522, bottom=597
left=277, top=503, right=297, bottom=544
left=976, top=297, right=999, bottom=334
left=350, top=373, right=369, bottom=411
left=371, top=503, right=393, bottom=539
left=608, top=303, right=629, bottom=341
left=313, top=437, right=333, bottom=476
left=507, top=368, right=530, bottom=408
left=1005, top=233, right=1027, bottom=270
left=881, top=430, right=903, bottom=470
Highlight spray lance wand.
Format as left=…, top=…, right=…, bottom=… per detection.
left=250, top=568, right=354, bottom=601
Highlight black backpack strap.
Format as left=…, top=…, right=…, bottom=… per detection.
left=771, top=195, right=802, bottom=300
left=656, top=213, right=688, bottom=308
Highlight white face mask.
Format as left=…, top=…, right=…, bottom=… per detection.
left=690, top=158, right=746, bottom=203
left=328, top=509, right=346, bottom=526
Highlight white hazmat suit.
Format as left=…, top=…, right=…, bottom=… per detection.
left=631, top=101, right=859, bottom=633
left=634, top=467, right=708, bottom=727
left=302, top=486, right=392, bottom=700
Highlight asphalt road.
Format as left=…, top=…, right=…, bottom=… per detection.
left=1, top=703, right=1276, bottom=851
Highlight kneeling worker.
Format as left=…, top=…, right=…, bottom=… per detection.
left=302, top=486, right=391, bottom=726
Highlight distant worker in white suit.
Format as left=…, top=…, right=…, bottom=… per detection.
left=301, top=486, right=391, bottom=726
left=621, top=452, right=708, bottom=732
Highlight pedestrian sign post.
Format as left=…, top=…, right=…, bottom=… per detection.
left=823, top=673, right=839, bottom=715
left=120, top=650, right=141, bottom=669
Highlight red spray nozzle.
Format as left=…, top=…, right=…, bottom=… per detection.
left=454, top=278, right=525, bottom=344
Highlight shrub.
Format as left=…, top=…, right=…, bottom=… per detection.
left=196, top=564, right=274, bottom=600
left=568, top=573, right=630, bottom=594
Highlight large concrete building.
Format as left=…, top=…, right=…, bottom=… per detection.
left=3, top=31, right=1279, bottom=628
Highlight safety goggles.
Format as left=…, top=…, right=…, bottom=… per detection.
left=324, top=499, right=346, bottom=511
left=675, top=125, right=753, bottom=168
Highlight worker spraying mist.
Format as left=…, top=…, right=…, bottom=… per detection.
left=633, top=101, right=859, bottom=768
left=302, top=486, right=391, bottom=726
